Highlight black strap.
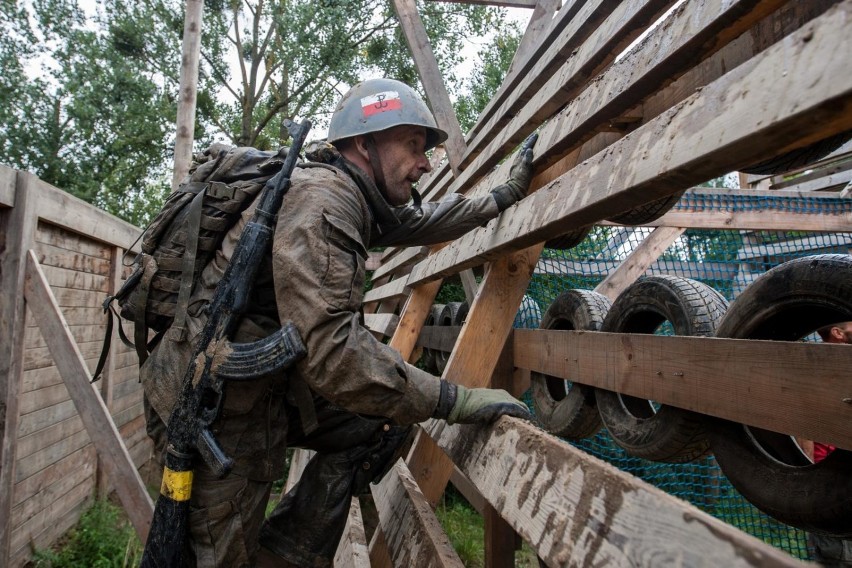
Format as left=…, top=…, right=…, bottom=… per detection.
left=168, top=187, right=206, bottom=342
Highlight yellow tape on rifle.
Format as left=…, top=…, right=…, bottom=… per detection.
left=161, top=467, right=193, bottom=502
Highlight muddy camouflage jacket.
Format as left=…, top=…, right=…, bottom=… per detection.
left=141, top=150, right=500, bottom=480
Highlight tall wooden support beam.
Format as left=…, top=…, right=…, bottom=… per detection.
left=97, top=245, right=124, bottom=497
left=23, top=252, right=153, bottom=542
left=593, top=226, right=686, bottom=301
left=333, top=499, right=371, bottom=568
left=426, top=417, right=803, bottom=567
left=0, top=171, right=37, bottom=566
left=392, top=0, right=466, bottom=174
left=506, top=0, right=560, bottom=78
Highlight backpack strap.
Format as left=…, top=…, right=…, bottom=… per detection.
left=134, top=253, right=159, bottom=365
left=167, top=185, right=207, bottom=342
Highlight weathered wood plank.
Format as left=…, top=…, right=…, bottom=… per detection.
left=0, top=171, right=38, bottom=565
left=12, top=444, right=95, bottom=509
left=737, top=233, right=852, bottom=260
left=514, top=329, right=852, bottom=450
left=594, top=227, right=685, bottom=301
left=333, top=499, right=371, bottom=568
left=0, top=165, right=14, bottom=207
left=371, top=460, right=464, bottom=568
left=24, top=339, right=103, bottom=372
left=426, top=417, right=801, bottom=567
left=15, top=424, right=90, bottom=483
left=426, top=0, right=537, bottom=6
left=28, top=175, right=141, bottom=250
left=15, top=414, right=83, bottom=462
left=10, top=477, right=92, bottom=562
left=36, top=222, right=113, bottom=260
left=23, top=251, right=153, bottom=541
left=364, top=313, right=400, bottom=338
left=34, top=242, right=112, bottom=274
left=406, top=5, right=852, bottom=285
left=372, top=247, right=428, bottom=281
left=35, top=263, right=110, bottom=293
left=10, top=498, right=89, bottom=567
left=363, top=278, right=411, bottom=304
left=392, top=0, right=466, bottom=174
left=17, top=399, right=78, bottom=439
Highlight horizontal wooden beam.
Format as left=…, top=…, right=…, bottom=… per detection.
left=371, top=460, right=464, bottom=568
left=425, top=417, right=802, bottom=567
left=514, top=329, right=852, bottom=450
left=363, top=278, right=410, bottom=304
left=364, top=313, right=400, bottom=338
left=425, top=0, right=537, bottom=8
left=372, top=247, right=428, bottom=281
left=405, top=4, right=852, bottom=285
left=737, top=233, right=852, bottom=260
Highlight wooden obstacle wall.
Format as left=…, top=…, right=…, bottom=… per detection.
left=352, top=0, right=852, bottom=566
left=0, top=167, right=152, bottom=567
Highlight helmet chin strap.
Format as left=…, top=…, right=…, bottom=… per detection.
left=364, top=135, right=389, bottom=197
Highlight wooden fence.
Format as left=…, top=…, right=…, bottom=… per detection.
left=0, top=167, right=152, bottom=567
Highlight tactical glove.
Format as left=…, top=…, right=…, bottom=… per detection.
left=434, top=381, right=532, bottom=425
left=491, top=133, right=538, bottom=212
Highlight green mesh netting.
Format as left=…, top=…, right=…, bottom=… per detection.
left=511, top=191, right=852, bottom=560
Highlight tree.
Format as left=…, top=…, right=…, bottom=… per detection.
left=1, top=0, right=509, bottom=224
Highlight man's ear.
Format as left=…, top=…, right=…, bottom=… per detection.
left=832, top=326, right=846, bottom=341
left=353, top=135, right=371, bottom=162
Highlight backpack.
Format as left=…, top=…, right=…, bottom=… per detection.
left=98, top=143, right=291, bottom=377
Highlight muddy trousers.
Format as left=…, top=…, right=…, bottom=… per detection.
left=144, top=395, right=410, bottom=567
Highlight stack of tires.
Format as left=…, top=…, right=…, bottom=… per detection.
left=530, top=254, right=852, bottom=538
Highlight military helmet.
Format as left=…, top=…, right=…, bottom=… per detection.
left=327, top=78, right=448, bottom=150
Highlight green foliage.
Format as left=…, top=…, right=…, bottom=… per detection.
left=32, top=499, right=142, bottom=568
left=1, top=0, right=510, bottom=225
left=435, top=281, right=466, bottom=304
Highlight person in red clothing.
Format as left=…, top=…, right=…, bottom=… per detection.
left=807, top=321, right=852, bottom=566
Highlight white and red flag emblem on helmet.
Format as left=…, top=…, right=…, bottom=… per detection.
left=361, top=91, right=402, bottom=117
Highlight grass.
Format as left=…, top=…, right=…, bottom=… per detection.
left=435, top=488, right=540, bottom=567
left=30, top=499, right=142, bottom=568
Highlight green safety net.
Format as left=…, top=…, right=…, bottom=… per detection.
left=509, top=191, right=852, bottom=560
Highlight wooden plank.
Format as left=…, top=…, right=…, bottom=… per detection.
left=364, top=314, right=400, bottom=338
left=624, top=204, right=852, bottom=232
left=285, top=448, right=315, bottom=493
left=333, top=499, right=371, bottom=568
left=506, top=0, right=560, bottom=78
left=10, top=495, right=90, bottom=568
left=594, top=227, right=685, bottom=301
left=363, top=278, right=411, bottom=304
left=35, top=241, right=113, bottom=274
left=774, top=168, right=852, bottom=193
left=455, top=0, right=787, bottom=202
left=407, top=245, right=542, bottom=503
left=371, top=460, right=464, bottom=568
left=770, top=157, right=852, bottom=190
left=10, top=476, right=93, bottom=561
left=737, top=233, right=852, bottom=260
left=17, top=399, right=78, bottom=439
left=0, top=171, right=37, bottom=565
left=372, top=247, right=428, bottom=281
left=36, top=263, right=110, bottom=292
left=456, top=0, right=675, bottom=189
left=514, top=329, right=852, bottom=450
left=28, top=175, right=141, bottom=250
left=25, top=339, right=103, bottom=372
left=426, top=417, right=802, bottom=567
left=16, top=413, right=83, bottom=461
left=415, top=325, right=460, bottom=353
left=406, top=4, right=852, bottom=285
left=15, top=424, right=91, bottom=483
left=0, top=165, right=14, bottom=207
left=13, top=444, right=95, bottom=508
left=392, top=0, right=466, bottom=174
left=36, top=222, right=113, bottom=260
left=426, top=0, right=537, bottom=6
left=23, top=252, right=153, bottom=541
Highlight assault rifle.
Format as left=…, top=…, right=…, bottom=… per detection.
left=140, top=119, right=311, bottom=567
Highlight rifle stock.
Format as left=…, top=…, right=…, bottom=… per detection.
left=140, top=119, right=311, bottom=567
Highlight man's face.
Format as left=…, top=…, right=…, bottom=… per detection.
left=372, top=125, right=432, bottom=206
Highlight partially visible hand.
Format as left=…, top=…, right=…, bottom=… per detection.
left=447, top=385, right=532, bottom=425
left=491, top=133, right=538, bottom=212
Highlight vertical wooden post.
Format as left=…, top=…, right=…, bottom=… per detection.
left=171, top=0, right=204, bottom=190
left=0, top=171, right=38, bottom=565
left=97, top=246, right=124, bottom=498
